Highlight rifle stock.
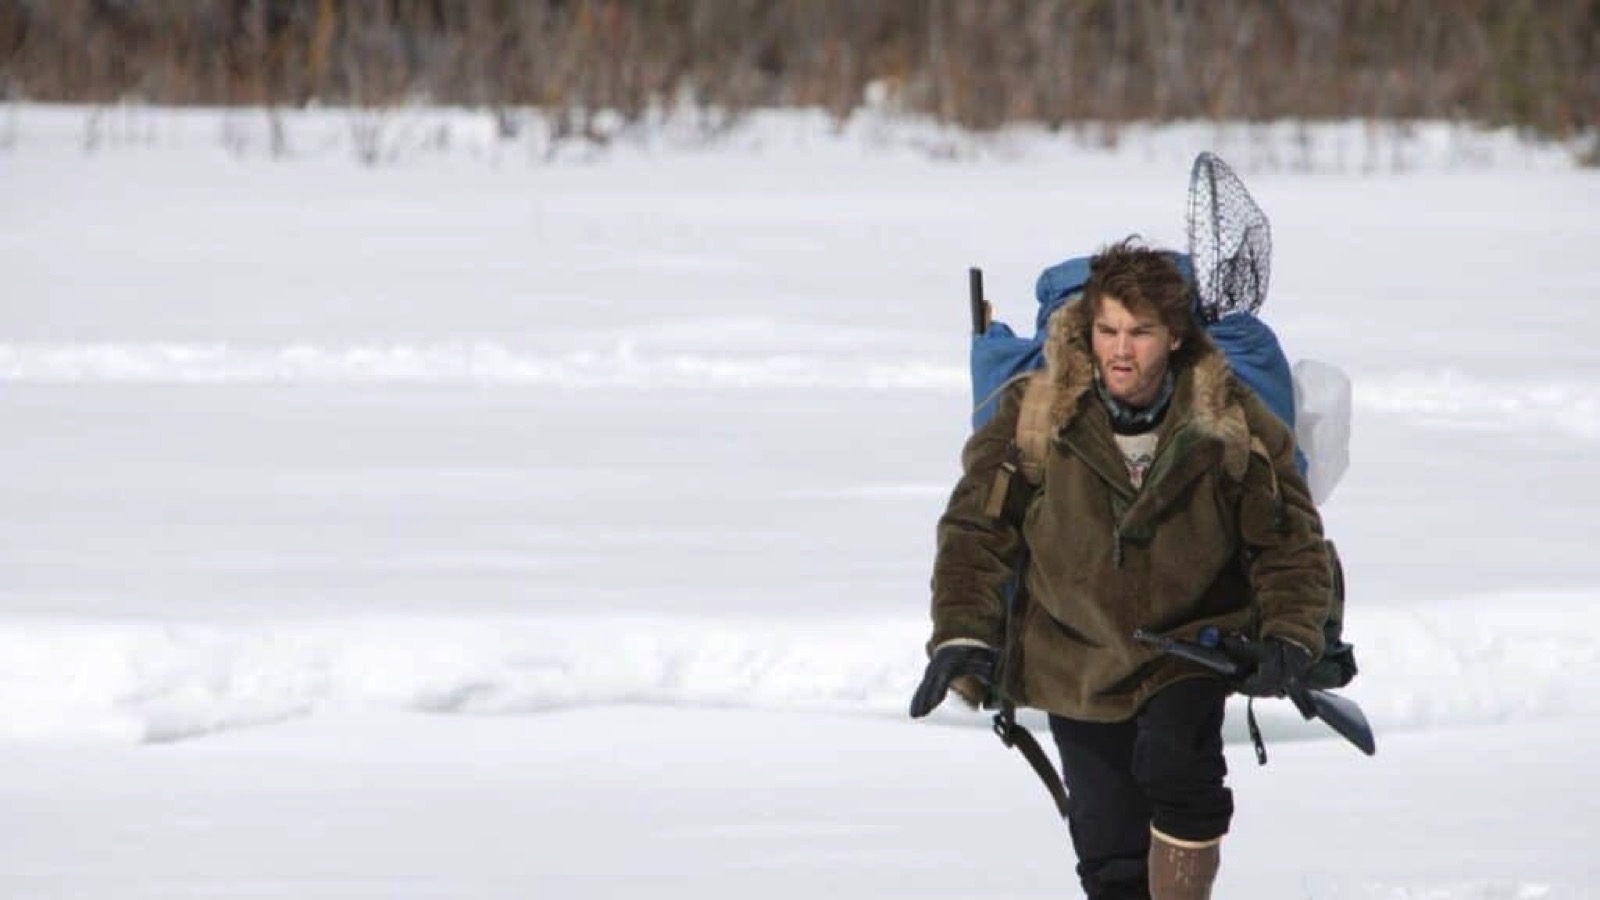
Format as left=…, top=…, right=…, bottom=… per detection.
left=1300, top=687, right=1376, bottom=756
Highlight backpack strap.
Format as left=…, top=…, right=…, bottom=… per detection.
left=981, top=370, right=1056, bottom=519
left=994, top=704, right=1071, bottom=820
left=1015, top=371, right=1057, bottom=485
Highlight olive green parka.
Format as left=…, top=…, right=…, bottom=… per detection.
left=929, top=299, right=1332, bottom=722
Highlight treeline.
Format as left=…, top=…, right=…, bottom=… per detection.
left=1, top=0, right=1595, bottom=136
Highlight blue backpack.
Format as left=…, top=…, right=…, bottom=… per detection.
left=969, top=255, right=1307, bottom=476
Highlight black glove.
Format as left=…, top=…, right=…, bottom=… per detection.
left=1234, top=637, right=1312, bottom=698
left=909, top=643, right=997, bottom=718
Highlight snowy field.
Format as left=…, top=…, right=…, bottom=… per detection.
left=2, top=105, right=1598, bottom=898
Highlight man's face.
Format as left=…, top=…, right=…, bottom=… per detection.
left=1091, top=295, right=1181, bottom=407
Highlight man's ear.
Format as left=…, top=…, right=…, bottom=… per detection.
left=1170, top=336, right=1183, bottom=352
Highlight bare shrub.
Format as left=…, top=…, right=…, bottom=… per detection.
left=1, top=1, right=1593, bottom=138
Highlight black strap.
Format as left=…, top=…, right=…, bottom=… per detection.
left=994, top=705, right=1070, bottom=819
left=1247, top=697, right=1268, bottom=765
left=986, top=446, right=1069, bottom=819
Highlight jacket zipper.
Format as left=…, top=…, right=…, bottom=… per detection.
left=1058, top=429, right=1134, bottom=569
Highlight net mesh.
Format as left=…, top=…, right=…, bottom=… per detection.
left=1186, top=152, right=1272, bottom=323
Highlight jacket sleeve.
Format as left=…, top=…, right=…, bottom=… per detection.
left=1238, top=394, right=1333, bottom=657
left=927, top=382, right=1027, bottom=653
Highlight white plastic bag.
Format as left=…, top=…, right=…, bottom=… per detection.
left=1292, top=359, right=1352, bottom=506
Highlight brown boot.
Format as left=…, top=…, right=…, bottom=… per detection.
left=1148, top=828, right=1221, bottom=900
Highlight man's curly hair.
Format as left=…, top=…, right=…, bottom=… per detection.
left=1073, top=236, right=1211, bottom=369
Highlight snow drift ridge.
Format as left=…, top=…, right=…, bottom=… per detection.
left=5, top=342, right=1598, bottom=443
left=0, top=341, right=962, bottom=390
left=1, top=591, right=1594, bottom=745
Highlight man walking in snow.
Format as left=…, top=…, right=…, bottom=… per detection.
left=910, top=239, right=1332, bottom=899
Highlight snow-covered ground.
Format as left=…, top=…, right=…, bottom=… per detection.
left=2, top=105, right=1597, bottom=897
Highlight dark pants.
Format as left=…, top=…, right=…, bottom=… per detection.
left=1047, top=678, right=1233, bottom=900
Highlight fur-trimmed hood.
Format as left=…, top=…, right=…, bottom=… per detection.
left=1040, top=298, right=1254, bottom=480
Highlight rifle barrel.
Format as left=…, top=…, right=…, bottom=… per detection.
left=969, top=268, right=990, bottom=335
left=1132, top=629, right=1241, bottom=677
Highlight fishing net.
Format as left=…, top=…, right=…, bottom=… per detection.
left=1186, top=152, right=1272, bottom=323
